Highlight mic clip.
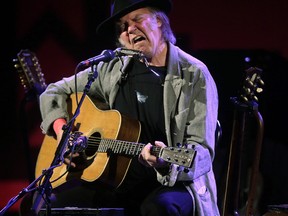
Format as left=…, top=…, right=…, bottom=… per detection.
left=67, top=131, right=88, bottom=154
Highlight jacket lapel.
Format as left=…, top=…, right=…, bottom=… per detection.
left=163, top=43, right=183, bottom=146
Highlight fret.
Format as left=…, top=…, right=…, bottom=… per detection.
left=119, top=140, right=125, bottom=153
left=125, top=142, right=131, bottom=155
left=123, top=142, right=129, bottom=155
left=109, top=139, right=113, bottom=152
left=98, top=139, right=104, bottom=152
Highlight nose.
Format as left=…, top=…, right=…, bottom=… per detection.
left=127, top=24, right=137, bottom=34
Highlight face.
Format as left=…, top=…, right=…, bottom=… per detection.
left=116, top=8, right=164, bottom=59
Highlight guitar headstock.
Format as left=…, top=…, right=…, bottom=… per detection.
left=238, top=67, right=264, bottom=105
left=13, top=49, right=47, bottom=95
left=159, top=146, right=196, bottom=168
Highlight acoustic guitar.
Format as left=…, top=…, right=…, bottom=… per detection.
left=35, top=92, right=196, bottom=189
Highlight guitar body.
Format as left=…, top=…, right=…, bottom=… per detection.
left=35, top=93, right=141, bottom=190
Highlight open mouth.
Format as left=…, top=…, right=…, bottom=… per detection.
left=133, top=36, right=146, bottom=44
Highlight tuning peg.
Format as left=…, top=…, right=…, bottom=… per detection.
left=258, top=78, right=265, bottom=86
left=243, top=87, right=251, bottom=94
left=240, top=95, right=248, bottom=103
left=256, top=87, right=263, bottom=93
left=247, top=80, right=254, bottom=88
left=253, top=95, right=259, bottom=102
left=13, top=59, right=21, bottom=67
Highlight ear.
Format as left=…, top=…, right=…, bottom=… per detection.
left=156, top=16, right=162, bottom=28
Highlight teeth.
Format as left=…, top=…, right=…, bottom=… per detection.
left=133, top=36, right=143, bottom=43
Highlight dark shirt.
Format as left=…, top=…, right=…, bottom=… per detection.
left=114, top=58, right=167, bottom=144
left=110, top=58, right=167, bottom=207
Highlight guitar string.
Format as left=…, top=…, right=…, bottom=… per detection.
left=71, top=135, right=161, bottom=154
left=49, top=137, right=161, bottom=184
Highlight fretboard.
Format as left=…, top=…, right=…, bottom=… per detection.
left=98, top=139, right=161, bottom=157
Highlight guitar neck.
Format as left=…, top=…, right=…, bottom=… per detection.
left=98, top=139, right=161, bottom=157
left=97, top=137, right=196, bottom=168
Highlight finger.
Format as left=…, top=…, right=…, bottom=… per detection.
left=70, top=152, right=80, bottom=158
left=154, top=141, right=166, bottom=147
left=141, top=143, right=152, bottom=159
left=64, top=158, right=76, bottom=167
left=138, top=154, right=151, bottom=167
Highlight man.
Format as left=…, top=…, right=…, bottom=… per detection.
left=38, top=0, right=220, bottom=215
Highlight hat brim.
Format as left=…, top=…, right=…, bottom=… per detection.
left=96, top=0, right=172, bottom=36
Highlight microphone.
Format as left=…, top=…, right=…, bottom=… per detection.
left=78, top=49, right=115, bottom=68
left=77, top=48, right=144, bottom=70
left=114, top=48, right=145, bottom=58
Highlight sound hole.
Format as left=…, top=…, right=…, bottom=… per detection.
left=69, top=132, right=101, bottom=171
left=85, top=131, right=101, bottom=157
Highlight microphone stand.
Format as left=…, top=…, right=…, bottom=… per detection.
left=30, top=63, right=100, bottom=216
left=0, top=61, right=100, bottom=216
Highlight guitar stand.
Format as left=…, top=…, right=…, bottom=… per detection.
left=220, top=66, right=265, bottom=216
left=222, top=98, right=264, bottom=216
left=0, top=61, right=100, bottom=216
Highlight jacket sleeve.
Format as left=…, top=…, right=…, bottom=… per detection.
left=39, top=56, right=131, bottom=136
left=39, top=68, right=91, bottom=136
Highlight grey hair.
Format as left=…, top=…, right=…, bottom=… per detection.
left=148, top=7, right=176, bottom=45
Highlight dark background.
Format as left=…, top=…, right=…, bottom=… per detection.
left=1, top=0, right=288, bottom=215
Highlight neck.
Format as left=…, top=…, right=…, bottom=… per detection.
left=148, top=42, right=168, bottom=67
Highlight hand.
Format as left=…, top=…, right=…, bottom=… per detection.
left=56, top=131, right=79, bottom=168
left=54, top=121, right=81, bottom=168
left=64, top=152, right=80, bottom=168
left=138, top=141, right=169, bottom=168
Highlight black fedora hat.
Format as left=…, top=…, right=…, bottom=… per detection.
left=96, top=0, right=172, bottom=35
